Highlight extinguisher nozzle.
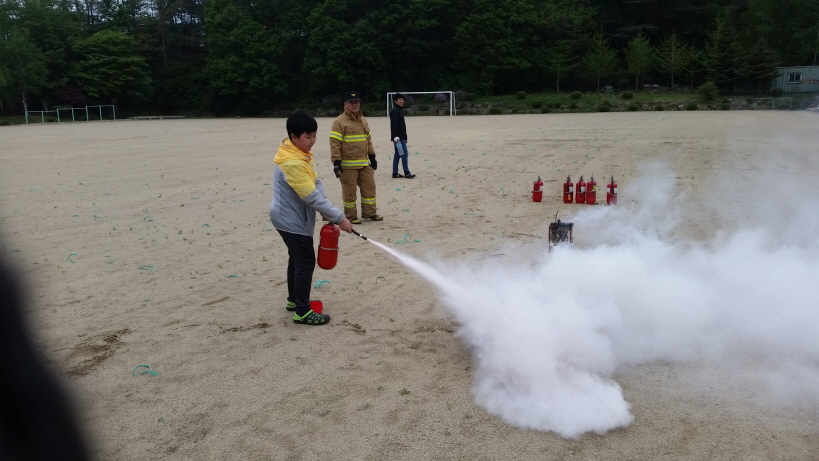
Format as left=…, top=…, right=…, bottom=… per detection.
left=351, top=229, right=368, bottom=240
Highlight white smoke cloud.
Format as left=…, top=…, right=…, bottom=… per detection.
left=370, top=159, right=819, bottom=439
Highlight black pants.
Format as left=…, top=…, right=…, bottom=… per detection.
left=277, top=230, right=315, bottom=316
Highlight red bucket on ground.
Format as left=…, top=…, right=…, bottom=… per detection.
left=310, top=300, right=323, bottom=314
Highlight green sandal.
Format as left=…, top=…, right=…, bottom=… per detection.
left=293, top=310, right=331, bottom=325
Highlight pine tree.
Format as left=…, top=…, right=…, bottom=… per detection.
left=742, top=38, right=779, bottom=93
left=547, top=39, right=579, bottom=93
left=583, top=30, right=619, bottom=91
left=680, top=45, right=703, bottom=90
left=623, top=32, right=653, bottom=90
left=704, top=15, right=743, bottom=91
left=655, top=32, right=692, bottom=89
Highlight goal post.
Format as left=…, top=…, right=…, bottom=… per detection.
left=25, top=105, right=116, bottom=124
left=386, top=91, right=456, bottom=116
left=754, top=97, right=792, bottom=110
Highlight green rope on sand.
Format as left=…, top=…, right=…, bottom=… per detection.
left=132, top=364, right=159, bottom=377
left=144, top=216, right=154, bottom=222
left=313, top=280, right=330, bottom=288
left=226, top=274, right=239, bottom=278
left=138, top=265, right=155, bottom=271
left=67, top=253, right=77, bottom=263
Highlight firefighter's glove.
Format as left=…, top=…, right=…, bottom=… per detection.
left=333, top=160, right=342, bottom=178
left=368, top=154, right=377, bottom=170
left=393, top=137, right=400, bottom=143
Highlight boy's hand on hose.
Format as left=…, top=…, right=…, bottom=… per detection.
left=338, top=218, right=353, bottom=233
left=393, top=137, right=400, bottom=143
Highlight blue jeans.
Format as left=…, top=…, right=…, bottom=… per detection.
left=392, top=140, right=410, bottom=176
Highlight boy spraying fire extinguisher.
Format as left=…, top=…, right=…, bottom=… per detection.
left=270, top=111, right=354, bottom=325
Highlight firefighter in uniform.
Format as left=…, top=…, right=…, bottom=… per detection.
left=330, top=91, right=383, bottom=224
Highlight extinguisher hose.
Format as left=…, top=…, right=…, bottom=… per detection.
left=351, top=229, right=368, bottom=240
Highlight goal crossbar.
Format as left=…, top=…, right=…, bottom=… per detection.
left=386, top=91, right=456, bottom=116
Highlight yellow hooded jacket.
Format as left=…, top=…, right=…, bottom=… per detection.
left=269, top=138, right=344, bottom=236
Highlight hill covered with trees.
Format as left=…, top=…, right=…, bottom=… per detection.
left=1, top=0, right=817, bottom=116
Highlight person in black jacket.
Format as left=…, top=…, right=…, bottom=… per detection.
left=389, top=93, right=416, bottom=179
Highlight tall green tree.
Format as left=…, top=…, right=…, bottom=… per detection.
left=1, top=0, right=81, bottom=108
left=300, top=0, right=393, bottom=99
left=527, top=0, right=597, bottom=92
left=655, top=32, right=692, bottom=88
left=0, top=27, right=48, bottom=111
left=623, top=32, right=653, bottom=89
left=547, top=39, right=580, bottom=93
left=742, top=0, right=819, bottom=65
left=70, top=29, right=152, bottom=103
left=451, top=0, right=533, bottom=94
left=742, top=38, right=779, bottom=93
left=704, top=14, right=743, bottom=90
left=583, top=29, right=619, bottom=91
left=206, top=0, right=314, bottom=113
left=680, top=45, right=704, bottom=90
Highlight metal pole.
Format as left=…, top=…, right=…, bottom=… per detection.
left=99, top=105, right=102, bottom=120
left=25, top=111, right=28, bottom=125
left=41, top=111, right=44, bottom=123
left=112, top=105, right=116, bottom=120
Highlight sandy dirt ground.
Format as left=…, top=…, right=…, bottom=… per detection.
left=1, top=111, right=818, bottom=460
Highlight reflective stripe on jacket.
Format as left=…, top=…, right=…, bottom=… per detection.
left=330, top=109, right=374, bottom=169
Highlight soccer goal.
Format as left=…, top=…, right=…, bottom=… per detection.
left=25, top=104, right=116, bottom=124
left=754, top=97, right=792, bottom=110
left=386, top=91, right=456, bottom=116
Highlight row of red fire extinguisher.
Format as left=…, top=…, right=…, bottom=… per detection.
left=532, top=175, right=618, bottom=205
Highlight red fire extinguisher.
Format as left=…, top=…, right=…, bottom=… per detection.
left=532, top=175, right=543, bottom=202
left=586, top=175, right=597, bottom=205
left=576, top=176, right=586, bottom=204
left=563, top=176, right=573, bottom=203
left=317, top=222, right=340, bottom=270
left=606, top=176, right=618, bottom=205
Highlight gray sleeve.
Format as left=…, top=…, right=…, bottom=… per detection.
left=305, top=179, right=345, bottom=224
